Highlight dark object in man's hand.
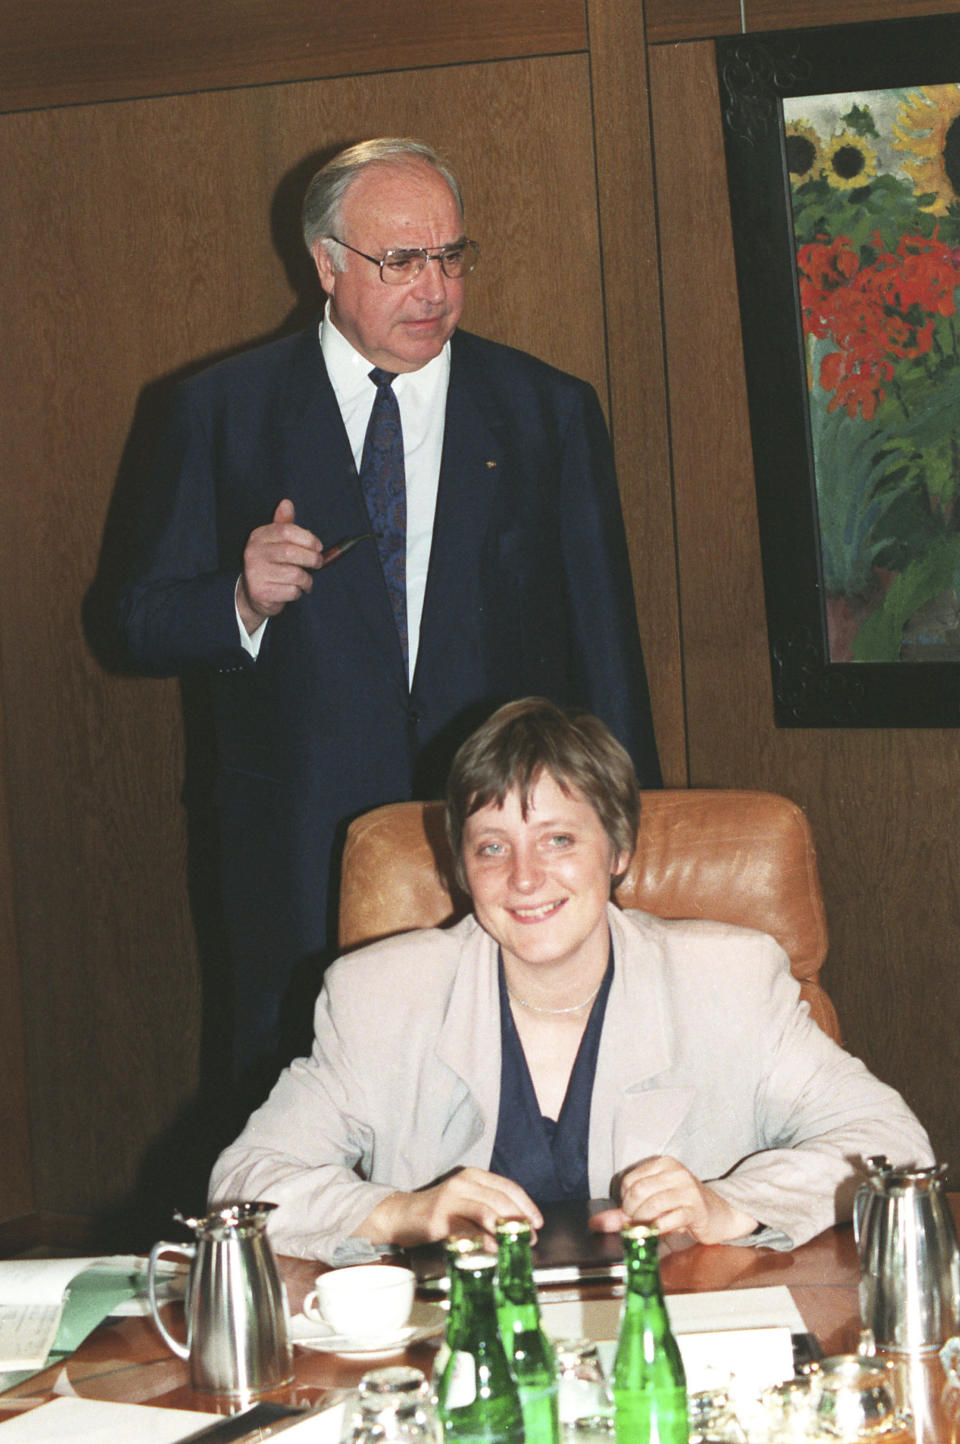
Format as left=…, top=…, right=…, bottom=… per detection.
left=318, top=533, right=374, bottom=567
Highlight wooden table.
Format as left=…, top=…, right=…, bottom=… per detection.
left=2, top=1212, right=959, bottom=1439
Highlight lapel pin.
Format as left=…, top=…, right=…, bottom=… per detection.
left=486, top=460, right=497, bottom=469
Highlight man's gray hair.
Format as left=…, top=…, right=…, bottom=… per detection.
left=302, top=138, right=465, bottom=270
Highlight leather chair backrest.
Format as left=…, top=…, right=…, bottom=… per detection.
left=338, top=789, right=840, bottom=1041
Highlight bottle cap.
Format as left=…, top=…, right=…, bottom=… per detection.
left=495, top=1217, right=532, bottom=1239
left=359, top=1366, right=430, bottom=1401
left=445, top=1234, right=484, bottom=1257
left=620, top=1223, right=659, bottom=1241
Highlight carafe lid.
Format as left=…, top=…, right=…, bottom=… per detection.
left=173, top=1200, right=278, bottom=1238
left=864, top=1158, right=948, bottom=1190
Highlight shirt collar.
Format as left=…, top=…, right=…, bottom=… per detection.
left=319, top=300, right=450, bottom=403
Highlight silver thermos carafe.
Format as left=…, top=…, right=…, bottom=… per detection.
left=854, top=1156, right=960, bottom=1353
left=147, top=1201, right=294, bottom=1399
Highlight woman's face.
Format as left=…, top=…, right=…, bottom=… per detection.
left=461, top=771, right=629, bottom=977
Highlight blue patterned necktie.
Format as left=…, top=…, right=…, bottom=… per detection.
left=358, top=367, right=407, bottom=670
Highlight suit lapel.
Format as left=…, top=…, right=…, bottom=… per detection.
left=589, top=909, right=696, bottom=1194
left=435, top=922, right=503, bottom=1166
left=281, top=327, right=406, bottom=681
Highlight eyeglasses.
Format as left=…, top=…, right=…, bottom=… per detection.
left=328, top=236, right=480, bottom=285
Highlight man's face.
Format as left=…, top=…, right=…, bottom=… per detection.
left=312, top=160, right=466, bottom=374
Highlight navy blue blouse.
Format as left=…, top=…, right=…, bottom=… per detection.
left=489, top=945, right=613, bottom=1203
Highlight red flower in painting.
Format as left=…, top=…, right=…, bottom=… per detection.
left=798, top=236, right=860, bottom=336
left=797, top=230, right=960, bottom=418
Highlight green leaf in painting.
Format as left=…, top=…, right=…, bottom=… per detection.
left=852, top=535, right=960, bottom=660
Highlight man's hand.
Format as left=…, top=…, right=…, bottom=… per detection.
left=237, top=499, right=324, bottom=633
left=589, top=1156, right=758, bottom=1245
left=355, top=1169, right=543, bottom=1250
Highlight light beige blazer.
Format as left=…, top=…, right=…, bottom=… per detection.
left=210, top=906, right=932, bottom=1262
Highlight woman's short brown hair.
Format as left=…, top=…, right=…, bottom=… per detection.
left=445, top=697, right=639, bottom=892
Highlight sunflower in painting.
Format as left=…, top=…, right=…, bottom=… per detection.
left=822, top=131, right=878, bottom=189
left=893, top=84, right=960, bottom=215
left=785, top=119, right=822, bottom=182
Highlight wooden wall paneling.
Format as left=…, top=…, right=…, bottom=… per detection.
left=648, top=39, right=960, bottom=1172
left=0, top=695, right=33, bottom=1222
left=644, top=0, right=960, bottom=44
left=647, top=43, right=772, bottom=755
left=801, top=731, right=960, bottom=1169
left=744, top=0, right=960, bottom=34
left=0, top=94, right=291, bottom=1222
left=0, top=0, right=588, bottom=114
left=644, top=0, right=743, bottom=44
left=585, top=0, right=687, bottom=786
left=439, top=60, right=608, bottom=389
left=1, top=53, right=608, bottom=1222
left=1, top=103, right=215, bottom=1220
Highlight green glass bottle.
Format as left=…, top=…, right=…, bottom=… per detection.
left=611, top=1226, right=688, bottom=1444
left=433, top=1236, right=484, bottom=1384
left=435, top=1247, right=525, bottom=1444
left=495, top=1218, right=560, bottom=1444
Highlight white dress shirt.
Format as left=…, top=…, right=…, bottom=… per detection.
left=237, top=303, right=450, bottom=685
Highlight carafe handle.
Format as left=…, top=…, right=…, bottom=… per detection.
left=853, top=1183, right=870, bottom=1250
left=853, top=1156, right=893, bottom=1251
left=148, top=1240, right=194, bottom=1361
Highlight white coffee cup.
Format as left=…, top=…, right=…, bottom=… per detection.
left=302, top=1264, right=415, bottom=1340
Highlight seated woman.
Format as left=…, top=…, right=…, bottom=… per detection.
left=210, top=697, right=932, bottom=1262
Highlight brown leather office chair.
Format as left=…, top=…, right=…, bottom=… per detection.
left=338, top=789, right=841, bottom=1042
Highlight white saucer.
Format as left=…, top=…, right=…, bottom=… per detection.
left=290, top=1300, right=446, bottom=1355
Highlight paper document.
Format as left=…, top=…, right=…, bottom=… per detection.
left=0, top=1256, right=176, bottom=1372
left=0, top=1397, right=221, bottom=1441
left=0, top=1396, right=348, bottom=1442
left=0, top=1307, right=61, bottom=1374
left=541, top=1285, right=807, bottom=1399
left=540, top=1282, right=806, bottom=1339
left=0, top=1260, right=100, bottom=1371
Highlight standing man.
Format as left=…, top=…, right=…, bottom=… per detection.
left=119, top=137, right=660, bottom=1098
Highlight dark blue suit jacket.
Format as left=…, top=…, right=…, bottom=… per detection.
left=120, top=324, right=659, bottom=1077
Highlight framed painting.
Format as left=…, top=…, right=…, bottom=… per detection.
left=717, top=15, right=960, bottom=726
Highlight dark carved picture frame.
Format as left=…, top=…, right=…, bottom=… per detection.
left=717, top=15, right=960, bottom=726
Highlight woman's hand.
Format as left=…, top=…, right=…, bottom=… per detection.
left=588, top=1155, right=758, bottom=1245
left=355, top=1168, right=543, bottom=1249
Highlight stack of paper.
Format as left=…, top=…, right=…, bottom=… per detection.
left=0, top=1256, right=179, bottom=1376
left=0, top=1396, right=348, bottom=1441
left=0, top=1260, right=97, bottom=1372
left=0, top=1398, right=222, bottom=1441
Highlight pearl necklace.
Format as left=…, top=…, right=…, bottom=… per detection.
left=506, top=980, right=603, bottom=1016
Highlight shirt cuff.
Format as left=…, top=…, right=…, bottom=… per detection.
left=235, top=576, right=268, bottom=658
